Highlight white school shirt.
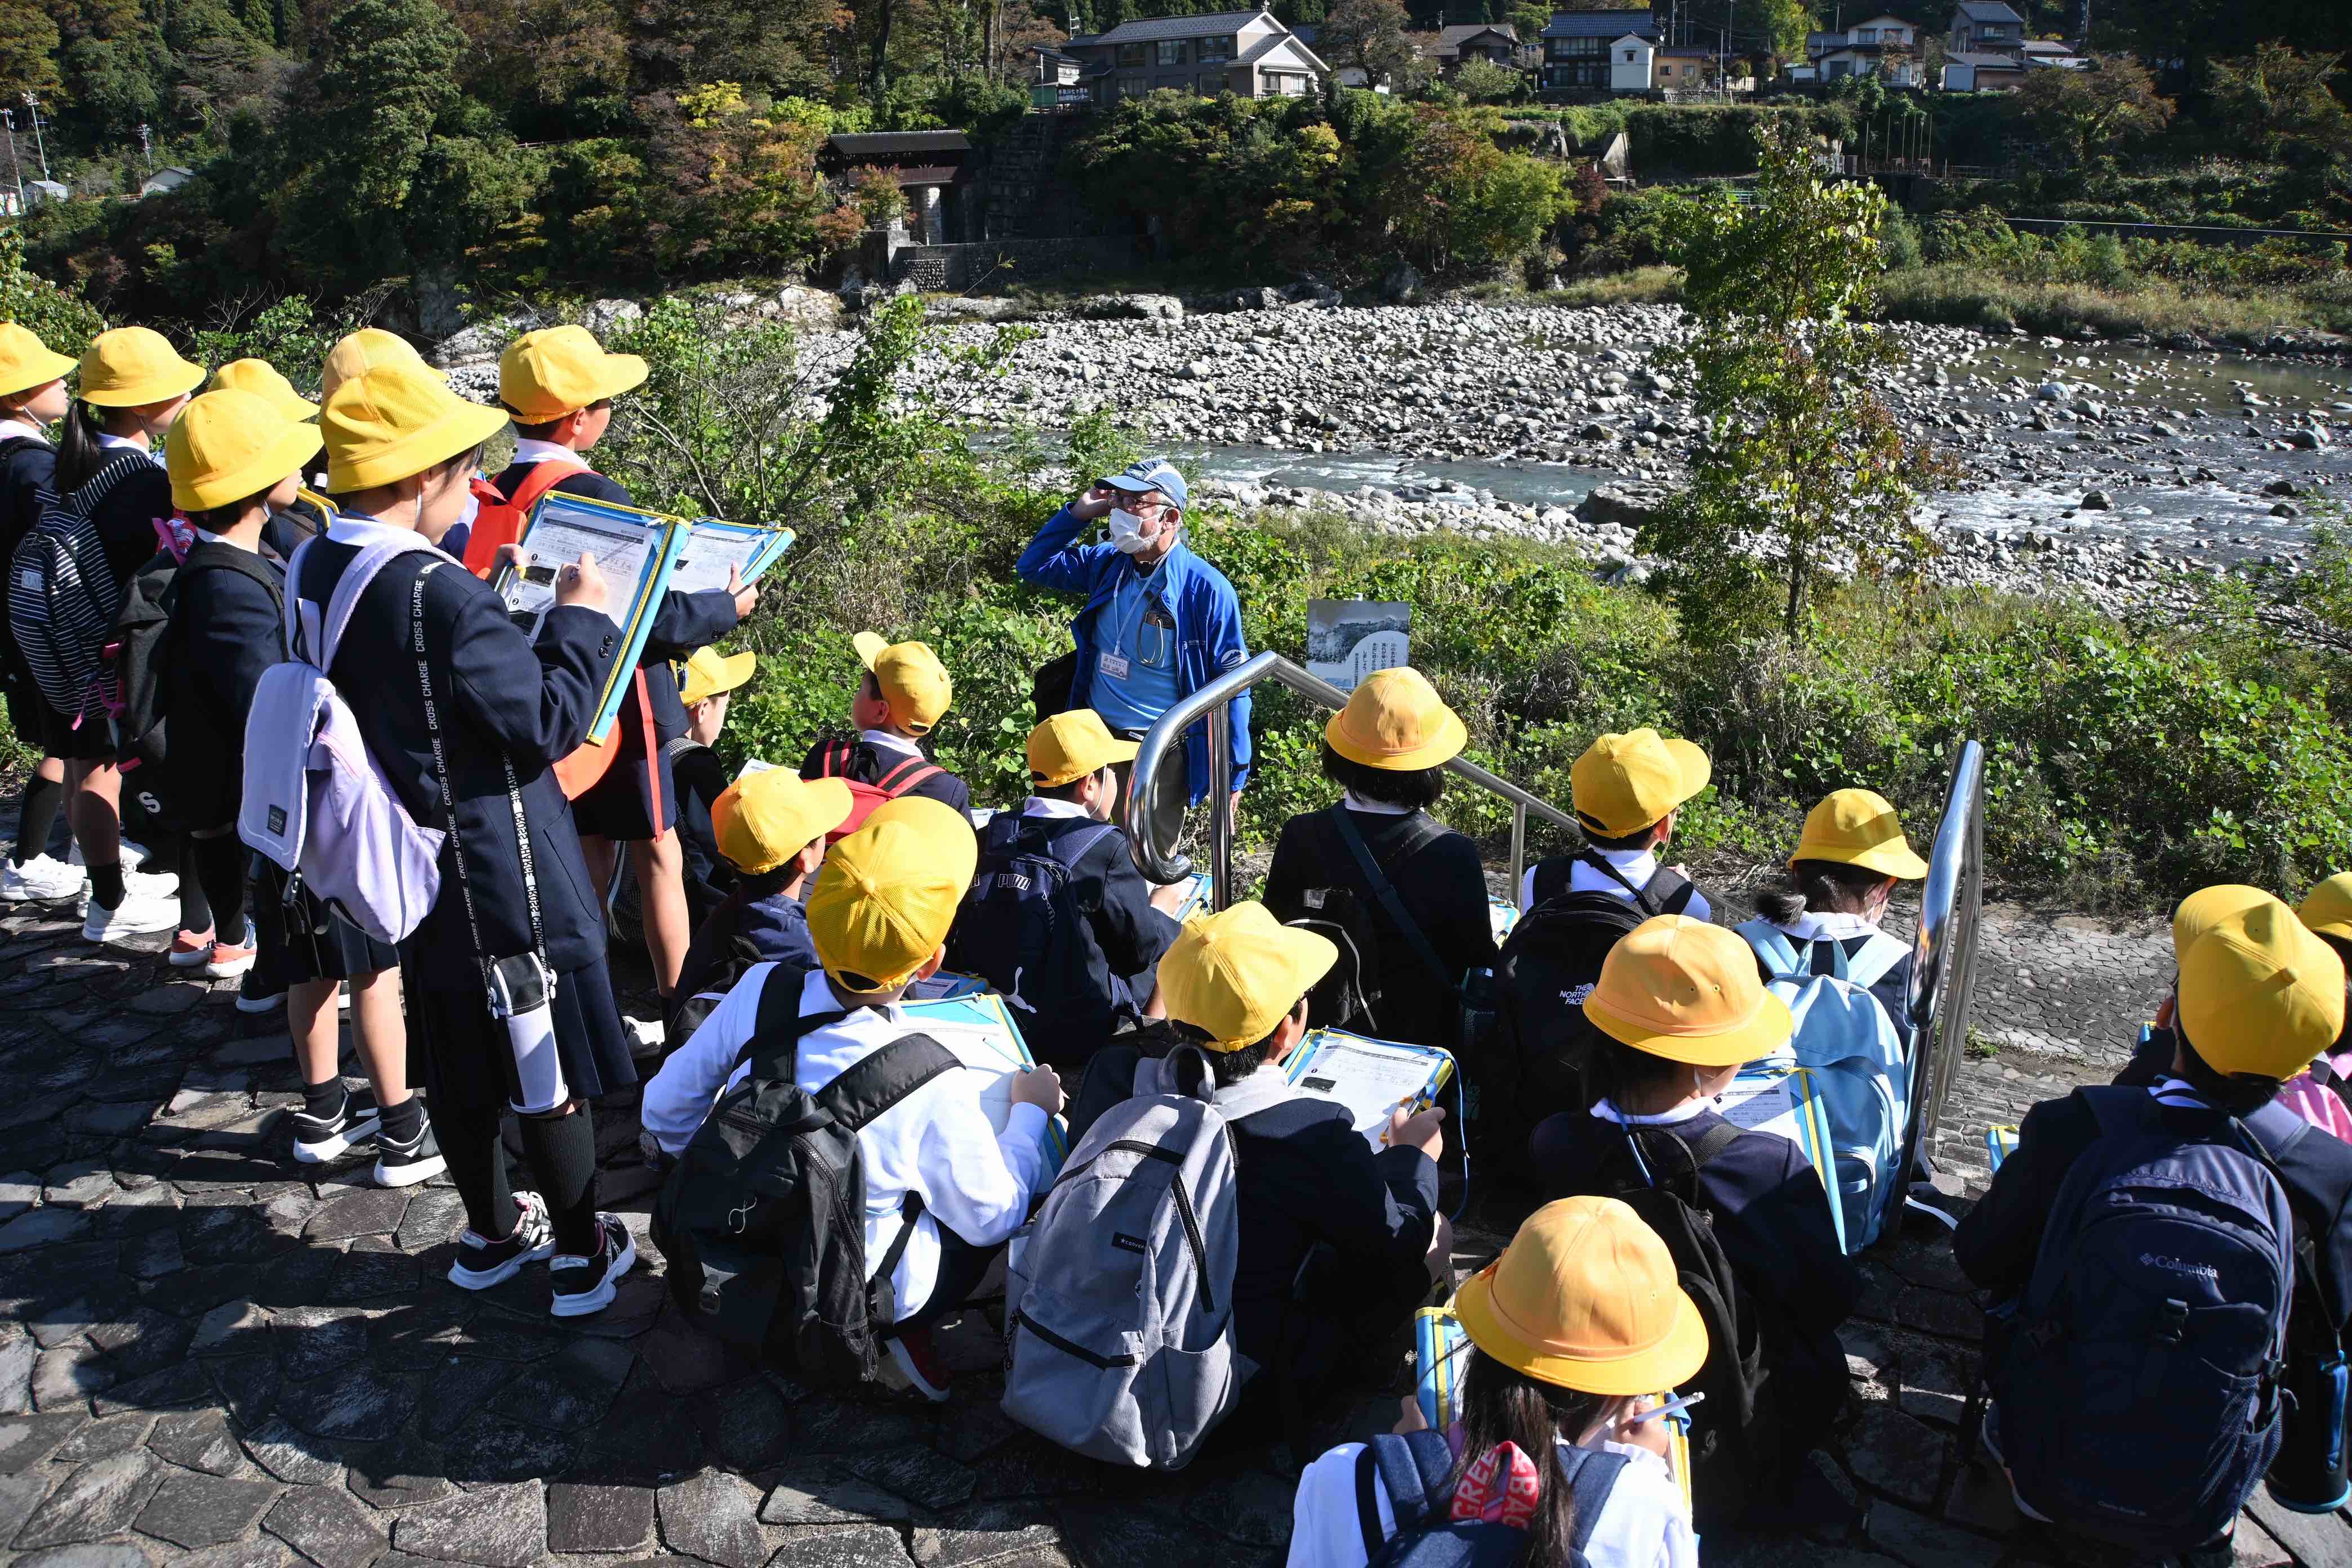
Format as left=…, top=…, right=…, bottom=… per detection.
left=0, top=418, right=46, bottom=444
left=860, top=728, right=923, bottom=760
left=1518, top=844, right=1713, bottom=923
left=639, top=964, right=1051, bottom=1318
left=1766, top=909, right=1879, bottom=945
left=1288, top=1434, right=1698, bottom=1568
left=1020, top=795, right=1093, bottom=821
left=96, top=431, right=165, bottom=466
left=511, top=438, right=589, bottom=473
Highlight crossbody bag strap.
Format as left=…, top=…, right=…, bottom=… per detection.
left=1328, top=805, right=1457, bottom=996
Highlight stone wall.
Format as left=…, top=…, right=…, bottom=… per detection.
left=887, top=235, right=1143, bottom=292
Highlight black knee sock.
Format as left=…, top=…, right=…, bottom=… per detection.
left=378, top=1094, right=424, bottom=1146
left=433, top=1101, right=519, bottom=1241
left=193, top=836, right=248, bottom=943
left=12, top=776, right=61, bottom=866
left=87, top=862, right=125, bottom=910
left=518, top=1107, right=600, bottom=1257
left=175, top=838, right=212, bottom=935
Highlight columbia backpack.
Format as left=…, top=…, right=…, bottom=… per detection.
left=114, top=540, right=282, bottom=830
left=944, top=814, right=1121, bottom=1064
left=1355, top=1427, right=1626, bottom=1568
left=9, top=451, right=155, bottom=721
left=810, top=737, right=943, bottom=843
left=1001, top=1046, right=1258, bottom=1469
left=1734, top=920, right=1909, bottom=1251
left=652, top=963, right=960, bottom=1386
left=238, top=534, right=449, bottom=945
left=1990, top=1086, right=2293, bottom=1557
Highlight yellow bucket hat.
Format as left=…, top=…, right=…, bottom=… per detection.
left=2299, top=874, right=2352, bottom=943
left=853, top=632, right=953, bottom=734
left=1572, top=728, right=1712, bottom=839
left=2177, top=901, right=2347, bottom=1080
left=679, top=647, right=756, bottom=707
left=319, top=329, right=442, bottom=404
left=165, top=389, right=325, bottom=513
left=1789, top=789, right=1929, bottom=880
left=1155, top=901, right=1338, bottom=1052
left=712, top=772, right=853, bottom=876
left=0, top=323, right=77, bottom=400
left=2171, top=885, right=2276, bottom=961
left=806, top=810, right=978, bottom=994
left=1584, top=914, right=1794, bottom=1067
left=323, top=363, right=509, bottom=494
left=208, top=358, right=319, bottom=422
left=78, top=327, right=206, bottom=408
left=1325, top=666, right=1467, bottom=772
left=1028, top=709, right=1138, bottom=789
left=500, top=325, right=649, bottom=422
left=1452, top=1196, right=1710, bottom=1397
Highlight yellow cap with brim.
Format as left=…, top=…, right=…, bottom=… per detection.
left=1790, top=788, right=1929, bottom=880
left=208, top=358, right=319, bottom=421
left=1155, top=901, right=1337, bottom=1052
left=323, top=363, right=510, bottom=494
left=166, top=389, right=324, bottom=513
left=320, top=329, right=442, bottom=404
left=2172, top=885, right=2276, bottom=962
left=2299, top=874, right=2352, bottom=943
left=712, top=772, right=853, bottom=876
left=1452, top=1196, right=1711, bottom=1397
left=1584, top=914, right=1794, bottom=1067
left=0, top=323, right=77, bottom=400
left=1325, top=666, right=1467, bottom=772
left=854, top=632, right=953, bottom=734
left=500, top=325, right=649, bottom=422
left=806, top=810, right=978, bottom=994
left=2178, top=901, right=2347, bottom=1081
left=79, top=327, right=206, bottom=408
left=1028, top=709, right=1138, bottom=789
left=1572, top=728, right=1712, bottom=839
left=680, top=647, right=756, bottom=707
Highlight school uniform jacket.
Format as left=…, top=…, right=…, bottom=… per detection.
left=292, top=514, right=620, bottom=976
left=798, top=733, right=973, bottom=817
left=166, top=541, right=284, bottom=828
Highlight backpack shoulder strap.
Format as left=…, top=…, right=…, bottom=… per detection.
left=1646, top=865, right=1695, bottom=916
left=66, top=451, right=157, bottom=518
left=1845, top=930, right=1908, bottom=990
left=1576, top=850, right=1646, bottom=902
left=875, top=754, right=943, bottom=795
left=1328, top=805, right=1455, bottom=994
left=1735, top=918, right=1805, bottom=983
left=747, top=963, right=825, bottom=1056
left=1364, top=1431, right=1456, bottom=1547
left=1554, top=1445, right=1631, bottom=1553
left=181, top=542, right=285, bottom=607
left=1046, top=819, right=1121, bottom=872
left=814, top=1032, right=963, bottom=1133
left=2077, top=1083, right=2157, bottom=1142
left=815, top=737, right=853, bottom=778
left=2240, top=1103, right=2344, bottom=1334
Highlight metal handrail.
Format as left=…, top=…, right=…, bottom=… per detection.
left=1891, top=738, right=1986, bottom=1240
left=1124, top=649, right=1582, bottom=908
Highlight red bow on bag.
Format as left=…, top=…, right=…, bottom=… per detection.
left=1450, top=1441, right=1542, bottom=1530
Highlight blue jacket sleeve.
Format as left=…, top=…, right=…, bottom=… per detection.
left=1208, top=585, right=1253, bottom=791
left=1016, top=506, right=1108, bottom=594
left=640, top=587, right=740, bottom=662
left=446, top=578, right=618, bottom=769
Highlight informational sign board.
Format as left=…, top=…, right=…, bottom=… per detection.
left=1306, top=599, right=1411, bottom=693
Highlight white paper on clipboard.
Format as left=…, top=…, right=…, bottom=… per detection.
left=1289, top=1034, right=1451, bottom=1151
left=1716, top=1071, right=1803, bottom=1142
left=504, top=506, right=658, bottom=636
left=896, top=994, right=1067, bottom=1173
left=734, top=758, right=778, bottom=782
left=666, top=525, right=767, bottom=598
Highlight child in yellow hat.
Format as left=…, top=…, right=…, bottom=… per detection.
left=800, top=632, right=973, bottom=819
left=1738, top=787, right=1928, bottom=1045
left=0, top=322, right=84, bottom=908
left=1291, top=1195, right=1704, bottom=1568
left=1262, top=666, right=1499, bottom=1052
left=665, top=644, right=758, bottom=929
left=1520, top=728, right=1717, bottom=923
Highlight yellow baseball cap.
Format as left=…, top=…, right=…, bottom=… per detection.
left=711, top=772, right=853, bottom=876
left=1325, top=666, right=1467, bottom=772
left=1452, top=1196, right=1709, bottom=1397
left=165, top=389, right=324, bottom=513
left=323, top=363, right=509, bottom=494
left=2177, top=901, right=2347, bottom=1080
left=1584, top=914, right=1794, bottom=1067
left=2171, top=885, right=2275, bottom=961
left=208, top=358, right=319, bottom=421
left=805, top=810, right=978, bottom=993
left=679, top=647, right=756, bottom=707
left=853, top=632, right=952, bottom=734
left=1789, top=789, right=1929, bottom=880
left=319, top=329, right=441, bottom=404
left=1572, top=729, right=1712, bottom=839
left=78, top=327, right=205, bottom=409
left=1028, top=709, right=1138, bottom=789
left=499, top=325, right=649, bottom=423
left=2299, top=874, right=2352, bottom=943
left=1155, top=901, right=1337, bottom=1052
left=0, top=323, right=77, bottom=400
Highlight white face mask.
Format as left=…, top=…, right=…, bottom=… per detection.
left=1107, top=507, right=1153, bottom=554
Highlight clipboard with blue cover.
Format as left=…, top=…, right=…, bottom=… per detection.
left=897, top=990, right=1070, bottom=1175
left=493, top=489, right=687, bottom=744
left=1712, top=1062, right=1850, bottom=1254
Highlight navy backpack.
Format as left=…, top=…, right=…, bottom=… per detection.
left=1357, top=1429, right=1625, bottom=1568
left=943, top=814, right=1121, bottom=1064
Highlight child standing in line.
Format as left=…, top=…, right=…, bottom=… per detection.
left=1521, top=729, right=1717, bottom=920
left=799, top=634, right=972, bottom=818
left=0, top=323, right=81, bottom=905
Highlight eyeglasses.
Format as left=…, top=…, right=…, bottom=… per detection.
left=1116, top=492, right=1176, bottom=516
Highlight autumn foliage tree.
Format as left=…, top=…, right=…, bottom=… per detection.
left=2014, top=53, right=2175, bottom=167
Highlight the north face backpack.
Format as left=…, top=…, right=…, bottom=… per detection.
left=8, top=451, right=155, bottom=721
left=1001, top=1046, right=1255, bottom=1470
left=944, top=814, right=1120, bottom=1063
left=1990, top=1086, right=2293, bottom=1556
left=114, top=540, right=282, bottom=829
left=1356, top=1427, right=1626, bottom=1568
left=1734, top=920, right=1910, bottom=1251
left=653, top=963, right=960, bottom=1387
left=238, top=533, right=449, bottom=945
left=811, top=737, right=943, bottom=843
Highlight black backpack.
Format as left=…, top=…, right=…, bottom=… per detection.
left=1593, top=1122, right=1774, bottom=1527
left=651, top=965, right=960, bottom=1386
left=1286, top=806, right=1456, bottom=1039
left=8, top=450, right=154, bottom=721
left=112, top=541, right=282, bottom=828
left=944, top=813, right=1121, bottom=1065
left=1486, top=858, right=1695, bottom=1178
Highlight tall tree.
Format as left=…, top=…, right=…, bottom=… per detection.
left=2013, top=52, right=2173, bottom=167
left=2207, top=43, right=2352, bottom=164
left=0, top=2, right=62, bottom=105
left=1318, top=0, right=1422, bottom=88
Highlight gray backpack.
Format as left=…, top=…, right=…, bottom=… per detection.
left=1002, top=1048, right=1280, bottom=1470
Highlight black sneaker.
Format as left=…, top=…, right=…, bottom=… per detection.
left=447, top=1191, right=554, bottom=1290
left=291, top=1094, right=380, bottom=1164
left=371, top=1119, right=447, bottom=1188
left=549, top=1214, right=637, bottom=1318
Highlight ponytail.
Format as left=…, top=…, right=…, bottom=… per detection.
left=53, top=399, right=112, bottom=495
left=1453, top=1350, right=1615, bottom=1568
left=1758, top=857, right=1895, bottom=926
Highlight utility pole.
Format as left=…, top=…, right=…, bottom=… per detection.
left=22, top=94, right=47, bottom=181
left=137, top=123, right=153, bottom=174
left=1, top=112, right=21, bottom=216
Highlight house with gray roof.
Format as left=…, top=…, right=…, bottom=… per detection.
left=1062, top=10, right=1327, bottom=102
left=1540, top=9, right=1657, bottom=97
left=1948, top=0, right=2024, bottom=59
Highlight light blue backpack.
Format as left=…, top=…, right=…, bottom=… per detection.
left=1733, top=919, right=1909, bottom=1250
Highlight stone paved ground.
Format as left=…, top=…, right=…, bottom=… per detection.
left=2, top=859, right=2346, bottom=1568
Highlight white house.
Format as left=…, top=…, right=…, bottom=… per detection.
left=1805, top=15, right=1920, bottom=86
left=1610, top=34, right=1655, bottom=92
left=26, top=179, right=66, bottom=208
left=138, top=166, right=194, bottom=198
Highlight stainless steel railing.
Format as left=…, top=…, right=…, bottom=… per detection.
left=1892, top=739, right=1987, bottom=1239
left=1122, top=649, right=1582, bottom=908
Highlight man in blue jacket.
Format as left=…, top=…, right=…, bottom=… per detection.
left=1016, top=458, right=1250, bottom=861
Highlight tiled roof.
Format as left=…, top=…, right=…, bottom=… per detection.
left=1954, top=1, right=2023, bottom=21
left=1950, top=50, right=2025, bottom=66
left=1438, top=23, right=1516, bottom=44
left=825, top=131, right=972, bottom=155
left=1064, top=10, right=1268, bottom=46
left=1238, top=30, right=1328, bottom=68
left=1540, top=8, right=1655, bottom=39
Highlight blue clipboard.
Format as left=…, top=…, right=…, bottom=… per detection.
left=1283, top=1028, right=1455, bottom=1151
left=1489, top=897, right=1520, bottom=945
left=1714, top=1062, right=1848, bottom=1253
left=1166, top=872, right=1214, bottom=921
left=897, top=991, right=1070, bottom=1175
left=1985, top=1125, right=2019, bottom=1171
left=497, top=489, right=687, bottom=744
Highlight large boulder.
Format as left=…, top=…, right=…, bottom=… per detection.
left=582, top=299, right=643, bottom=337
left=1380, top=264, right=1422, bottom=304
left=1215, top=286, right=1288, bottom=313
left=773, top=284, right=843, bottom=331
left=1076, top=293, right=1184, bottom=321
left=431, top=311, right=538, bottom=369
left=1576, top=483, right=1669, bottom=531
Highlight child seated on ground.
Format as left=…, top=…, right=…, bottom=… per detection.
left=667, top=645, right=758, bottom=930
left=1286, top=1196, right=1702, bottom=1568
left=1065, top=900, right=1449, bottom=1422
left=1736, top=788, right=1925, bottom=1046
left=639, top=800, right=1062, bottom=1398
left=1520, top=729, right=1717, bottom=921
left=800, top=632, right=972, bottom=817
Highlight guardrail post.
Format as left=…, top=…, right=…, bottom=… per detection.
left=1207, top=703, right=1232, bottom=913
left=1509, top=801, right=1527, bottom=897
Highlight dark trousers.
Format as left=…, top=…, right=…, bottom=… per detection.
left=1107, top=730, right=1188, bottom=875
left=888, top=1227, right=1001, bottom=1337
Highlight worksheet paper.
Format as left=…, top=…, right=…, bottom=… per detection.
left=1717, top=1072, right=1803, bottom=1142
left=502, top=509, right=657, bottom=637
left=1288, top=1032, right=1453, bottom=1152
left=897, top=993, right=1069, bottom=1175
left=667, top=520, right=791, bottom=598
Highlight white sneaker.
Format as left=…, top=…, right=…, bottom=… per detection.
left=69, top=838, right=150, bottom=872
left=120, top=866, right=178, bottom=901
left=1, top=854, right=83, bottom=903
left=82, top=889, right=182, bottom=942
